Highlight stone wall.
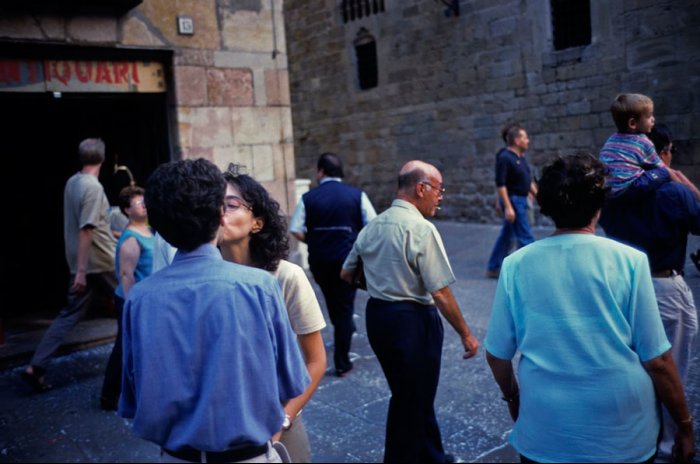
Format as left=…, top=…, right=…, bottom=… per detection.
left=0, top=0, right=297, bottom=213
left=285, top=0, right=700, bottom=223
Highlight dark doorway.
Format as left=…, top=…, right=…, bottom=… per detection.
left=0, top=91, right=170, bottom=319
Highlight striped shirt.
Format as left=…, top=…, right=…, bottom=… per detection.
left=599, top=132, right=664, bottom=195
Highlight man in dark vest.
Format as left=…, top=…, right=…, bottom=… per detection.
left=290, top=152, right=377, bottom=377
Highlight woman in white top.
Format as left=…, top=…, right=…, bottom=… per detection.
left=218, top=165, right=327, bottom=463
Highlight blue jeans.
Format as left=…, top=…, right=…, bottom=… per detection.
left=487, top=195, right=534, bottom=271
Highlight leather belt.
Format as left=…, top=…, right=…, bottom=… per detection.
left=162, top=443, right=268, bottom=463
left=651, top=269, right=680, bottom=278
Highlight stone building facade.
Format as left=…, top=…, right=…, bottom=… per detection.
left=284, top=0, right=700, bottom=223
left=0, top=0, right=297, bottom=315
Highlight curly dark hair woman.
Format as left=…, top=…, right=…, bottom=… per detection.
left=219, top=164, right=328, bottom=462
left=536, top=152, right=609, bottom=229
left=221, top=166, right=289, bottom=271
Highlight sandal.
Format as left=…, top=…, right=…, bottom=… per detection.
left=21, top=369, right=52, bottom=392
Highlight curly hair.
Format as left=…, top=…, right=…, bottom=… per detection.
left=145, top=159, right=225, bottom=252
left=223, top=166, right=289, bottom=272
left=537, top=152, right=609, bottom=229
left=117, top=185, right=145, bottom=216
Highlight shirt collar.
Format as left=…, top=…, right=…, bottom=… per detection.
left=172, top=243, right=222, bottom=263
left=391, top=199, right=423, bottom=217
left=320, top=177, right=342, bottom=185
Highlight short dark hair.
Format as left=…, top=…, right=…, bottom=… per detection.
left=118, top=185, right=145, bottom=217
left=537, top=152, right=609, bottom=229
left=648, top=123, right=673, bottom=154
left=145, top=159, right=225, bottom=252
left=501, top=123, right=525, bottom=145
left=223, top=166, right=290, bottom=272
left=318, top=152, right=344, bottom=178
left=78, top=138, right=105, bottom=166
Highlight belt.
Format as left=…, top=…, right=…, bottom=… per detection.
left=162, top=443, right=268, bottom=463
left=651, top=269, right=681, bottom=278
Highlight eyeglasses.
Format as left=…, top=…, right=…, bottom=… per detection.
left=224, top=196, right=253, bottom=213
left=132, top=199, right=145, bottom=207
left=420, top=181, right=445, bottom=194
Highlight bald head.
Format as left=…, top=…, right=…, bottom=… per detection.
left=398, top=160, right=438, bottom=193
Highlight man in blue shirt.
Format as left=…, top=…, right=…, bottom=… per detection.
left=486, top=123, right=538, bottom=278
left=119, top=159, right=310, bottom=463
left=290, top=152, right=377, bottom=377
left=600, top=174, right=700, bottom=462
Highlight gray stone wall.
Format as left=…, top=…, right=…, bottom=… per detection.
left=285, top=0, right=700, bottom=223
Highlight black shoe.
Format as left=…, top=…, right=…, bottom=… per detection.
left=691, top=250, right=700, bottom=273
left=335, top=366, right=354, bottom=378
left=20, top=368, right=51, bottom=392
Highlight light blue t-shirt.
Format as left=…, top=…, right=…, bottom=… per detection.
left=485, top=234, right=671, bottom=463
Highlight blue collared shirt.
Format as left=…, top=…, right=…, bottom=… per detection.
left=119, top=244, right=310, bottom=451
left=599, top=182, right=700, bottom=273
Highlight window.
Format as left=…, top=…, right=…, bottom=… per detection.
left=551, top=0, right=591, bottom=50
left=354, top=28, right=378, bottom=90
left=341, top=0, right=385, bottom=24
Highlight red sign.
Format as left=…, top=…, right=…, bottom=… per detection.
left=0, top=59, right=166, bottom=92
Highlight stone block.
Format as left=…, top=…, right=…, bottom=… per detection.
left=221, top=7, right=273, bottom=52
left=252, top=144, right=275, bottom=182
left=231, top=107, right=290, bottom=144
left=136, top=0, right=220, bottom=50
left=67, top=16, right=118, bottom=43
left=174, top=49, right=215, bottom=67
left=174, top=66, right=207, bottom=106
left=206, top=68, right=254, bottom=106
left=39, top=17, right=66, bottom=41
left=213, top=145, right=253, bottom=173
left=0, top=16, right=45, bottom=40
left=567, top=100, right=591, bottom=115
left=265, top=69, right=290, bottom=106
left=121, top=15, right=167, bottom=47
left=178, top=107, right=233, bottom=149
left=182, top=146, right=214, bottom=162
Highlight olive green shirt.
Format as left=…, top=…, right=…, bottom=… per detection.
left=342, top=199, right=456, bottom=305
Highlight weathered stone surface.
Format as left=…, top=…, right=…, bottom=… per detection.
left=136, top=0, right=220, bottom=50
left=177, top=107, right=233, bottom=150
left=231, top=107, right=291, bottom=145
left=265, top=68, right=290, bottom=106
left=174, top=66, right=207, bottom=106
left=0, top=16, right=47, bottom=40
left=285, top=0, right=700, bottom=222
left=121, top=14, right=168, bottom=47
left=220, top=7, right=274, bottom=52
left=67, top=16, right=118, bottom=43
left=206, top=67, right=254, bottom=107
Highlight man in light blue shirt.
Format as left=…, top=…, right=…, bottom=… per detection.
left=119, top=159, right=310, bottom=463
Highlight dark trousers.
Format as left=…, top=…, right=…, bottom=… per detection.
left=101, top=295, right=124, bottom=403
left=366, top=298, right=445, bottom=463
left=31, top=272, right=117, bottom=370
left=310, top=259, right=356, bottom=372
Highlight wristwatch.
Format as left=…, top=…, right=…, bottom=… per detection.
left=282, top=413, right=292, bottom=431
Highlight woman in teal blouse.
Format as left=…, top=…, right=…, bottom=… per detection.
left=485, top=153, right=695, bottom=463
left=100, top=185, right=154, bottom=411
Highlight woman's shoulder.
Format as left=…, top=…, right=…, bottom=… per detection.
left=273, top=259, right=308, bottom=281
